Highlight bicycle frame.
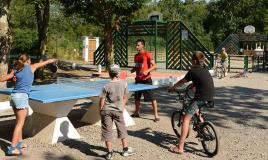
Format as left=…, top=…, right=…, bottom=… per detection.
left=215, top=60, right=224, bottom=78
left=172, top=84, right=219, bottom=157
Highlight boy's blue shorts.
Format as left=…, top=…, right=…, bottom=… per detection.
left=186, top=101, right=206, bottom=115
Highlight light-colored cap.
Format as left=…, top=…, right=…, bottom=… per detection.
left=109, top=64, right=121, bottom=75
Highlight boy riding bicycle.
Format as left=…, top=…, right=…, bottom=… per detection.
left=168, top=51, right=215, bottom=154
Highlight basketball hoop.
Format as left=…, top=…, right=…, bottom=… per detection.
left=244, top=25, right=255, bottom=34
left=148, top=11, right=162, bottom=21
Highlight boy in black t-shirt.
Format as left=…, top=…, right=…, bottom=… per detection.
left=168, top=51, right=215, bottom=154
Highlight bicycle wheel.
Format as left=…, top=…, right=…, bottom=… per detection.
left=200, top=121, right=219, bottom=157
left=171, top=111, right=190, bottom=138
left=216, top=67, right=222, bottom=78
left=216, top=68, right=220, bottom=78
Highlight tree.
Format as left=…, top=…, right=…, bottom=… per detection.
left=60, top=0, right=145, bottom=65
left=264, top=8, right=268, bottom=33
left=9, top=0, right=38, bottom=53
left=11, top=0, right=51, bottom=57
left=0, top=0, right=11, bottom=88
left=180, top=0, right=212, bottom=49
left=204, top=0, right=267, bottom=47
left=133, top=0, right=156, bottom=20
left=32, top=0, right=50, bottom=57
left=158, top=0, right=183, bottom=21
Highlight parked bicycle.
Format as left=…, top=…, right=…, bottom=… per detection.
left=215, top=60, right=224, bottom=78
left=171, top=83, right=219, bottom=157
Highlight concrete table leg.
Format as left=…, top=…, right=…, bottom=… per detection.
left=23, top=100, right=80, bottom=144
left=81, top=94, right=135, bottom=127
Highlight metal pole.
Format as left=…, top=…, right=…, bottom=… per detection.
left=165, top=21, right=168, bottom=69
left=155, top=21, right=157, bottom=64
left=126, top=24, right=129, bottom=67
left=179, top=22, right=182, bottom=70
left=244, top=55, right=248, bottom=71
left=228, top=55, right=230, bottom=72
left=252, top=56, right=254, bottom=72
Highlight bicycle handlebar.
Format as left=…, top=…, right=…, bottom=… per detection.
left=174, top=83, right=214, bottom=108
left=173, top=83, right=195, bottom=101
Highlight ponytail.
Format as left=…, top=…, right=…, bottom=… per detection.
left=14, top=60, right=25, bottom=71
left=14, top=53, right=30, bottom=71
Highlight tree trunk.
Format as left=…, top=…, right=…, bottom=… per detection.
left=35, top=0, right=50, bottom=57
left=34, top=0, right=50, bottom=79
left=104, top=19, right=113, bottom=67
left=0, top=0, right=11, bottom=89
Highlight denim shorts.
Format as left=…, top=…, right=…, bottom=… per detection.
left=186, top=101, right=206, bottom=115
left=221, top=60, right=228, bottom=67
left=10, top=93, right=30, bottom=109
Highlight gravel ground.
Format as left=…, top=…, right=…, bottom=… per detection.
left=0, top=71, right=267, bottom=160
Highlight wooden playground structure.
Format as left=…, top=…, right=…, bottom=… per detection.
left=93, top=21, right=267, bottom=72
left=94, top=20, right=214, bottom=70
left=215, top=34, right=268, bottom=72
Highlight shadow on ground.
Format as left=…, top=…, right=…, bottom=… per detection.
left=1, top=79, right=267, bottom=159
left=127, top=126, right=210, bottom=157
left=135, top=87, right=268, bottom=130
left=61, top=139, right=106, bottom=159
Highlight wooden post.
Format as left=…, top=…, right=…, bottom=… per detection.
left=244, top=56, right=248, bottom=71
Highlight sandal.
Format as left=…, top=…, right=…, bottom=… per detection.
left=7, top=146, right=22, bottom=156
left=169, top=147, right=184, bottom=154
left=154, top=118, right=160, bottom=122
left=16, top=141, right=27, bottom=149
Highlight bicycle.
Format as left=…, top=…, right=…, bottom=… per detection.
left=215, top=60, right=224, bottom=78
left=171, top=83, right=219, bottom=157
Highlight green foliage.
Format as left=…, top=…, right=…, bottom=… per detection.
left=132, top=0, right=158, bottom=20
left=11, top=28, right=38, bottom=52
left=204, top=0, right=267, bottom=47
left=158, top=0, right=183, bottom=21
left=60, top=0, right=146, bottom=65
left=9, top=0, right=101, bottom=60
left=9, top=0, right=38, bottom=54
left=180, top=1, right=212, bottom=49
left=9, top=0, right=36, bottom=29
left=264, top=9, right=268, bottom=33
left=7, top=0, right=267, bottom=60
left=60, top=0, right=146, bottom=26
left=134, top=0, right=213, bottom=50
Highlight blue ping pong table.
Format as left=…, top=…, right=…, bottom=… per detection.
left=0, top=80, right=158, bottom=144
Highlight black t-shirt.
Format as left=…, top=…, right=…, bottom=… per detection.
left=184, top=65, right=214, bottom=101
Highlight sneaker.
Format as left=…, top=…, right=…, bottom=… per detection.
left=130, top=113, right=140, bottom=118
left=122, top=147, right=136, bottom=157
left=106, top=151, right=113, bottom=160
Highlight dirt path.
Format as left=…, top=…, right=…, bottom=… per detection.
left=0, top=71, right=267, bottom=160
